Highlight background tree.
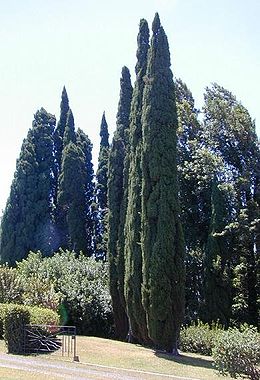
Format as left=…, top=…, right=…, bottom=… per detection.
left=124, top=19, right=151, bottom=344
left=203, top=83, right=260, bottom=326
left=53, top=86, right=70, bottom=203
left=0, top=108, right=56, bottom=264
left=141, top=13, right=185, bottom=353
left=95, top=112, right=110, bottom=258
left=108, top=66, right=133, bottom=339
left=203, top=179, right=232, bottom=326
left=76, top=128, right=95, bottom=256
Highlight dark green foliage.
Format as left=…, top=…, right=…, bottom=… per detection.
left=213, top=325, right=260, bottom=380
left=56, top=142, right=88, bottom=253
left=124, top=19, right=150, bottom=344
left=95, top=112, right=110, bottom=258
left=3, top=305, right=30, bottom=353
left=179, top=321, right=222, bottom=355
left=108, top=66, right=133, bottom=339
left=203, top=179, right=232, bottom=326
left=141, top=13, right=185, bottom=352
left=53, top=86, right=69, bottom=184
left=63, top=108, right=76, bottom=146
left=76, top=128, right=95, bottom=256
left=1, top=303, right=60, bottom=349
left=175, top=79, right=208, bottom=323
left=96, top=112, right=109, bottom=211
left=203, top=84, right=260, bottom=326
left=16, top=251, right=113, bottom=337
left=0, top=108, right=56, bottom=264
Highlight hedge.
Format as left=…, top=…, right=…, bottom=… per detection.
left=0, top=303, right=60, bottom=353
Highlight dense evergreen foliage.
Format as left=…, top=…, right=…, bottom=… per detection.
left=107, top=66, right=133, bottom=339
left=140, top=13, right=185, bottom=353
left=95, top=112, right=110, bottom=259
left=0, top=109, right=56, bottom=264
left=124, top=19, right=150, bottom=344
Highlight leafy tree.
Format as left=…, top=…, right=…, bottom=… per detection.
left=203, top=83, right=260, bottom=326
left=141, top=13, right=185, bottom=353
left=0, top=108, right=56, bottom=264
left=124, top=19, right=151, bottom=344
left=95, top=112, right=110, bottom=258
left=108, top=66, right=133, bottom=339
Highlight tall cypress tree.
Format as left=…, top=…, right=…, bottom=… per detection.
left=124, top=19, right=151, bottom=344
left=76, top=128, right=95, bottom=256
left=95, top=112, right=110, bottom=258
left=56, top=141, right=88, bottom=253
left=0, top=108, right=56, bottom=264
left=141, top=13, right=185, bottom=353
left=108, top=66, right=133, bottom=339
left=53, top=86, right=70, bottom=203
left=55, top=107, right=80, bottom=251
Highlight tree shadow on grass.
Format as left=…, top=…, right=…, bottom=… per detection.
left=154, top=351, right=214, bottom=370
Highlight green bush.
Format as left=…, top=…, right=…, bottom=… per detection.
left=3, top=305, right=30, bottom=353
left=16, top=250, right=113, bottom=337
left=0, top=303, right=60, bottom=351
left=179, top=320, right=222, bottom=355
left=212, top=325, right=260, bottom=380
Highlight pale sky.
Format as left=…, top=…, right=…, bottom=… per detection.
left=0, top=0, right=259, bottom=212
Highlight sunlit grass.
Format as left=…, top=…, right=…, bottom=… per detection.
left=0, top=336, right=236, bottom=380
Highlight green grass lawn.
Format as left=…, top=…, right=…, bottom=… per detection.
left=0, top=337, right=236, bottom=380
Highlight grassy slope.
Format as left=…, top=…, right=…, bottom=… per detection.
left=0, top=337, right=234, bottom=380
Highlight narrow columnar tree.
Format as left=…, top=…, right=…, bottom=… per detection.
left=95, top=112, right=110, bottom=258
left=141, top=13, right=185, bottom=353
left=53, top=87, right=70, bottom=202
left=53, top=108, right=77, bottom=250
left=56, top=142, right=88, bottom=253
left=76, top=128, right=95, bottom=256
left=0, top=108, right=56, bottom=264
left=108, top=66, right=133, bottom=339
left=124, top=19, right=151, bottom=344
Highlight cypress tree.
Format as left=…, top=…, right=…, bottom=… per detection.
left=124, top=19, right=151, bottom=344
left=203, top=179, right=232, bottom=326
left=53, top=86, right=70, bottom=202
left=141, top=13, right=185, bottom=353
left=108, top=66, right=133, bottom=339
left=0, top=108, right=56, bottom=264
left=76, top=128, right=95, bottom=256
left=56, top=141, right=88, bottom=253
left=95, top=112, right=110, bottom=258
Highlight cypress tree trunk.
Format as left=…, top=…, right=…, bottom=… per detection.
left=108, top=67, right=132, bottom=340
left=124, top=19, right=151, bottom=344
left=141, top=13, right=185, bottom=353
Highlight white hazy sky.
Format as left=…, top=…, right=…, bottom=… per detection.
left=0, top=0, right=259, bottom=212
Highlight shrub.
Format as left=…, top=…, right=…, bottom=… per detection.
left=179, top=320, right=222, bottom=355
left=213, top=325, right=260, bottom=380
left=3, top=305, right=30, bottom=353
left=16, top=250, right=113, bottom=337
left=0, top=302, right=60, bottom=352
left=0, top=265, right=23, bottom=304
